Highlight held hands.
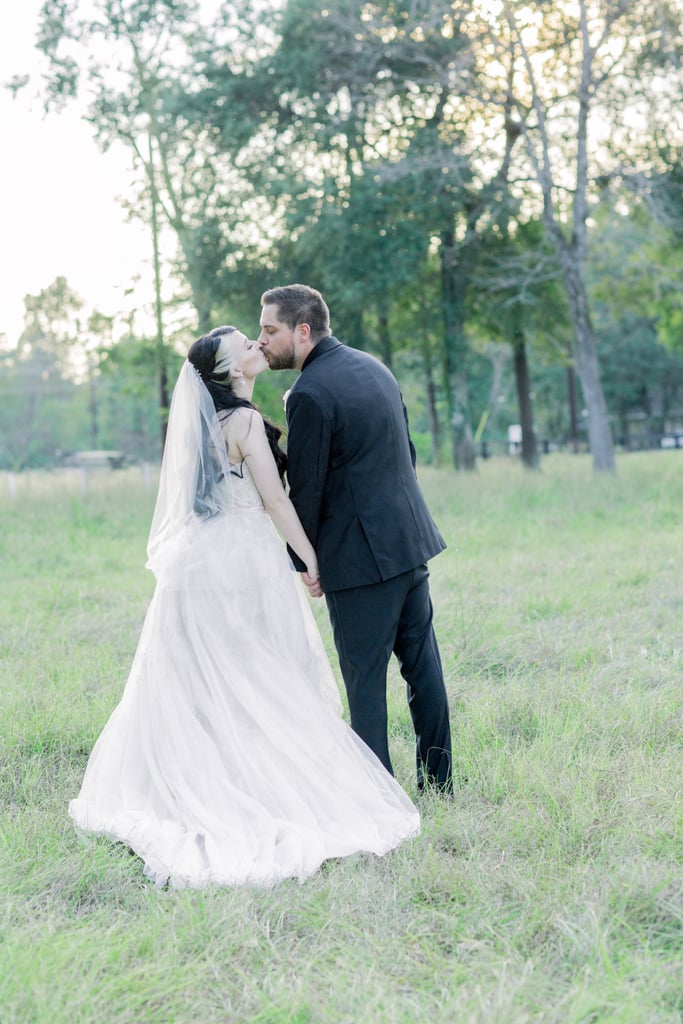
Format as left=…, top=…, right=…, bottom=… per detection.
left=302, top=570, right=324, bottom=599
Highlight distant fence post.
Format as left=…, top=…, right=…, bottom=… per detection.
left=142, top=461, right=152, bottom=490
left=80, top=467, right=89, bottom=496
left=7, top=472, right=17, bottom=499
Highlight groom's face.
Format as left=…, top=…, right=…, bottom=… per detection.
left=258, top=304, right=298, bottom=370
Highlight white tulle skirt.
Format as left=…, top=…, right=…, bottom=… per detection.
left=69, top=505, right=419, bottom=887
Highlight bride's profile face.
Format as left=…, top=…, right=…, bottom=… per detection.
left=222, top=330, right=267, bottom=380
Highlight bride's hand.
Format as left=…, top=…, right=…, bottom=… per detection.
left=302, top=569, right=324, bottom=599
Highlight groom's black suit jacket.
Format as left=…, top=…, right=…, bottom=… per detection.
left=285, top=336, right=445, bottom=592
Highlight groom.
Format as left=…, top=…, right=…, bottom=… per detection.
left=258, top=284, right=452, bottom=793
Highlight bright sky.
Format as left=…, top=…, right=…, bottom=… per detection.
left=0, top=1, right=150, bottom=346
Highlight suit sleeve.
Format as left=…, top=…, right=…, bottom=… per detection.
left=285, top=389, right=332, bottom=571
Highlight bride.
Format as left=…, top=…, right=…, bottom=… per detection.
left=69, top=325, right=419, bottom=887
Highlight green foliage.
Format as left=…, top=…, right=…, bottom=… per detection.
left=24, top=0, right=683, bottom=473
left=0, top=347, right=78, bottom=470
left=586, top=196, right=683, bottom=438
left=1, top=455, right=682, bottom=1021
left=596, top=313, right=683, bottom=439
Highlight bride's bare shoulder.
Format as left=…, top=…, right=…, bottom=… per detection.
left=220, top=407, right=264, bottom=445
left=227, top=406, right=262, bottom=429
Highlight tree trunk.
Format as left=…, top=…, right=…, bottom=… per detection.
left=419, top=330, right=440, bottom=465
left=618, top=407, right=629, bottom=450
left=416, top=290, right=440, bottom=465
left=567, top=359, right=579, bottom=452
left=342, top=306, right=367, bottom=352
left=179, top=229, right=213, bottom=335
left=189, top=278, right=212, bottom=336
left=511, top=324, right=539, bottom=469
left=425, top=377, right=440, bottom=465
left=377, top=307, right=393, bottom=369
left=550, top=2, right=614, bottom=473
left=440, top=229, right=476, bottom=471
left=562, top=260, right=615, bottom=471
left=88, top=365, right=98, bottom=448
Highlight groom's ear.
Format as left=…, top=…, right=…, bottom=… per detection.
left=295, top=322, right=311, bottom=343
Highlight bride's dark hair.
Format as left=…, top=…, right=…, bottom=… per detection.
left=187, top=326, right=287, bottom=483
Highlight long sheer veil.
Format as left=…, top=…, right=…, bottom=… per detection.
left=146, top=360, right=231, bottom=576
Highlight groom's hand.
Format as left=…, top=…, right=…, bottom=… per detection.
left=302, top=571, right=324, bottom=598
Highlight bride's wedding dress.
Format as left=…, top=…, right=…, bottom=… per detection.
left=70, top=458, right=419, bottom=887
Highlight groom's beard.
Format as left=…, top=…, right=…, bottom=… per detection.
left=263, top=345, right=296, bottom=370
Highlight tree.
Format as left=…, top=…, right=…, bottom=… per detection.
left=34, top=0, right=262, bottom=443
left=96, top=328, right=178, bottom=459
left=197, top=0, right=522, bottom=469
left=588, top=192, right=683, bottom=441
left=476, top=0, right=683, bottom=472
left=471, top=216, right=578, bottom=468
left=0, top=279, right=88, bottom=468
left=598, top=313, right=683, bottom=444
left=638, top=165, right=683, bottom=355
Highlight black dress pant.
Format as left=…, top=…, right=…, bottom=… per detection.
left=326, top=565, right=452, bottom=791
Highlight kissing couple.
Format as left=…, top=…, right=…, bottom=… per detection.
left=69, top=283, right=452, bottom=887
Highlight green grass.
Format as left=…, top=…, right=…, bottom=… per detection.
left=1, top=456, right=681, bottom=1023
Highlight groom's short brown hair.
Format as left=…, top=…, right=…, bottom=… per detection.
left=261, top=284, right=331, bottom=343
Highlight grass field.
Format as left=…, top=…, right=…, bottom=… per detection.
left=1, top=453, right=681, bottom=1023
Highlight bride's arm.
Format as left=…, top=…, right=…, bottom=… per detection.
left=226, top=409, right=320, bottom=581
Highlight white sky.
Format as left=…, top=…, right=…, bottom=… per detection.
left=0, top=1, right=150, bottom=345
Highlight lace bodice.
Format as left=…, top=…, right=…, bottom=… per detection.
left=228, top=460, right=264, bottom=510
